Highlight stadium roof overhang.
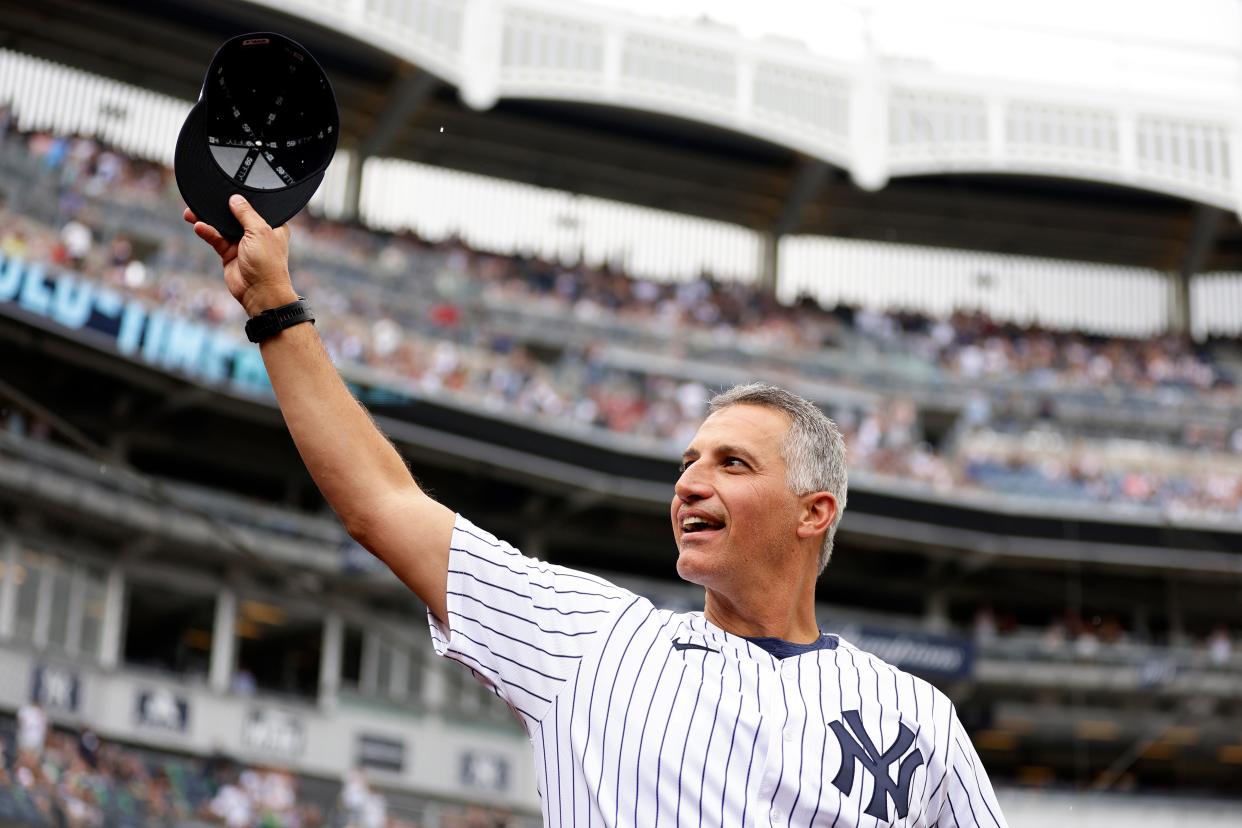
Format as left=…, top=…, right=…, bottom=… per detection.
left=5, top=0, right=1242, bottom=274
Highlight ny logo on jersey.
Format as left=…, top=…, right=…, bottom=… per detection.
left=830, top=710, right=926, bottom=821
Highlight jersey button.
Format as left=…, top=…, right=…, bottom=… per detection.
left=784, top=728, right=796, bottom=743
left=781, top=662, right=796, bottom=679
left=771, top=808, right=784, bottom=823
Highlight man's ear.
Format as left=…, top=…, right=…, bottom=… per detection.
left=796, top=491, right=836, bottom=540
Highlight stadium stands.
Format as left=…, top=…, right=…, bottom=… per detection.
left=3, top=119, right=1241, bottom=525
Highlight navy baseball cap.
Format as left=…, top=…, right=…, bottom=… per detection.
left=175, top=32, right=338, bottom=239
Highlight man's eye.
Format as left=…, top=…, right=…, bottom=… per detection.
left=677, top=460, right=691, bottom=474
left=724, top=457, right=745, bottom=468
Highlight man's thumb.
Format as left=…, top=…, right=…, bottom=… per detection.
left=228, top=194, right=266, bottom=231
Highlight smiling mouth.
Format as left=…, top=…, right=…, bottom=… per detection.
left=681, top=517, right=725, bottom=536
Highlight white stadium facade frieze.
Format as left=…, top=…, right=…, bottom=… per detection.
left=243, top=0, right=1239, bottom=214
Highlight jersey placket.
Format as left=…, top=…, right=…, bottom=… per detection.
left=753, top=655, right=804, bottom=826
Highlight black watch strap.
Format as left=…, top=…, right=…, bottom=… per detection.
left=245, top=297, right=315, bottom=343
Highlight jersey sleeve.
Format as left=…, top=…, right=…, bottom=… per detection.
left=427, top=513, right=636, bottom=729
left=931, top=707, right=1009, bottom=828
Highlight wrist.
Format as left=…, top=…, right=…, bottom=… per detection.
left=242, top=283, right=299, bottom=317
left=245, top=297, right=315, bottom=343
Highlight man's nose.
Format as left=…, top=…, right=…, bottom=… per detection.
left=674, top=466, right=711, bottom=503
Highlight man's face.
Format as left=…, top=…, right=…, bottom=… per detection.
left=671, top=404, right=803, bottom=588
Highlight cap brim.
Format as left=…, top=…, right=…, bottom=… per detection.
left=175, top=101, right=326, bottom=240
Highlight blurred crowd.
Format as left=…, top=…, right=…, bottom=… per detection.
left=0, top=702, right=518, bottom=828
left=971, top=608, right=1238, bottom=671
left=2, top=700, right=230, bottom=827
left=3, top=114, right=1242, bottom=520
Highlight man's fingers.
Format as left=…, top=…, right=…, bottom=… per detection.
left=192, top=219, right=222, bottom=246
left=185, top=207, right=233, bottom=258
left=228, top=194, right=270, bottom=233
left=193, top=221, right=233, bottom=258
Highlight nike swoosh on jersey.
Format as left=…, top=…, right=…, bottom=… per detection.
left=672, top=640, right=719, bottom=653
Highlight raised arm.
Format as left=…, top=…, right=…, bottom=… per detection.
left=186, top=195, right=454, bottom=621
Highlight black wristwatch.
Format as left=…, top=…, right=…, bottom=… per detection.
left=245, top=297, right=315, bottom=343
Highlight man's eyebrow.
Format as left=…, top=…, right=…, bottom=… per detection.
left=681, top=445, right=757, bottom=462
left=716, top=444, right=757, bottom=462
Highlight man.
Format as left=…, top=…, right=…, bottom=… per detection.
left=187, top=196, right=1007, bottom=827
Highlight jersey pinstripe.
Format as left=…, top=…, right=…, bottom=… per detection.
left=428, top=515, right=1008, bottom=827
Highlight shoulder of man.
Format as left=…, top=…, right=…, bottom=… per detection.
left=452, top=513, right=634, bottom=599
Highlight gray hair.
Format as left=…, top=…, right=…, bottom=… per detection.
left=707, top=382, right=848, bottom=574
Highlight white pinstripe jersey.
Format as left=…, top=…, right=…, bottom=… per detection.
left=429, top=515, right=1008, bottom=828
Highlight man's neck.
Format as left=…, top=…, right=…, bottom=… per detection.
left=702, top=587, right=820, bottom=644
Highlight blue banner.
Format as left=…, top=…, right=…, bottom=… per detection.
left=0, top=253, right=270, bottom=394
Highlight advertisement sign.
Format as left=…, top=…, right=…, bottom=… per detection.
left=135, top=687, right=190, bottom=733
left=356, top=733, right=406, bottom=773
left=32, top=665, right=80, bottom=713
left=241, top=708, right=306, bottom=759
left=460, top=751, right=509, bottom=792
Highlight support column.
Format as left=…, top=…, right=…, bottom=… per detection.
left=1168, top=272, right=1192, bottom=338
left=766, top=157, right=830, bottom=299
left=459, top=0, right=502, bottom=111
left=758, top=231, right=779, bottom=296
left=389, top=644, right=410, bottom=699
left=209, top=586, right=237, bottom=693
left=422, top=648, right=447, bottom=710
left=319, top=611, right=343, bottom=709
left=848, top=11, right=889, bottom=193
left=342, top=150, right=366, bottom=224
left=0, top=538, right=18, bottom=640
left=1173, top=203, right=1224, bottom=337
left=361, top=630, right=380, bottom=695
left=924, top=590, right=950, bottom=634
left=32, top=562, right=52, bottom=649
left=98, top=565, right=125, bottom=668
left=342, top=66, right=441, bottom=222
left=65, top=568, right=85, bottom=656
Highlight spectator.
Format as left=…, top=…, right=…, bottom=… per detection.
left=15, top=700, right=47, bottom=760
left=231, top=665, right=257, bottom=696
left=341, top=769, right=387, bottom=828
left=0, top=227, right=27, bottom=260
left=77, top=726, right=100, bottom=769
left=1208, top=625, right=1233, bottom=666
left=59, top=218, right=92, bottom=268
left=206, top=772, right=253, bottom=828
left=973, top=606, right=998, bottom=644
